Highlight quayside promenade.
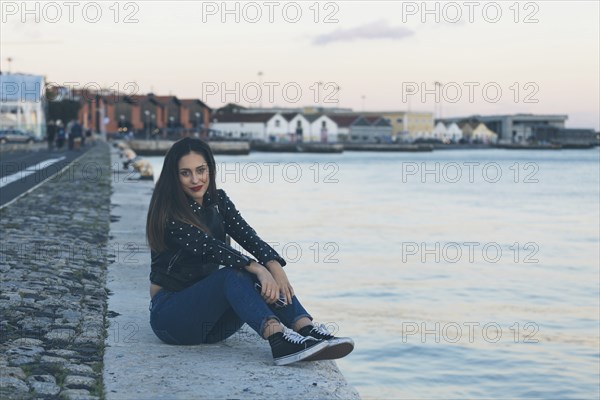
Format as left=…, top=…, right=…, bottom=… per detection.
left=0, top=142, right=360, bottom=399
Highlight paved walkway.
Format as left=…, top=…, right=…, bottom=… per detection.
left=103, top=147, right=360, bottom=399
left=0, top=143, right=111, bottom=399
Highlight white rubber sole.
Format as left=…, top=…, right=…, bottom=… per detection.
left=273, top=340, right=329, bottom=366
left=302, top=337, right=355, bottom=361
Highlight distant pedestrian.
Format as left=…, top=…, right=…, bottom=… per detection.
left=69, top=120, right=83, bottom=150
left=86, top=128, right=95, bottom=146
left=47, top=120, right=56, bottom=150
left=146, top=137, right=354, bottom=365
left=67, top=120, right=75, bottom=150
left=56, top=120, right=66, bottom=149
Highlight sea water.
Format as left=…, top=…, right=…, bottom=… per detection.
left=148, top=148, right=600, bottom=399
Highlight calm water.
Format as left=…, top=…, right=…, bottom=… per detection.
left=148, top=148, right=600, bottom=399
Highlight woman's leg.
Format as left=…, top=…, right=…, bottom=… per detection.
left=202, top=307, right=245, bottom=344
left=150, top=267, right=282, bottom=345
left=268, top=295, right=313, bottom=331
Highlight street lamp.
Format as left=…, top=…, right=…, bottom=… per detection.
left=169, top=116, right=175, bottom=138
left=195, top=112, right=201, bottom=137
left=317, top=81, right=323, bottom=109
left=434, top=81, right=443, bottom=119
left=151, top=114, right=156, bottom=140
left=258, top=71, right=263, bottom=108
left=119, top=114, right=127, bottom=140
left=144, top=110, right=150, bottom=140
left=406, top=87, right=414, bottom=112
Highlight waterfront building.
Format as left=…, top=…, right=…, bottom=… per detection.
left=305, top=114, right=339, bottom=142
left=179, top=99, right=211, bottom=135
left=129, top=95, right=164, bottom=136
left=531, top=125, right=599, bottom=145
left=433, top=121, right=447, bottom=139
left=363, top=116, right=394, bottom=143
left=327, top=114, right=392, bottom=143
left=100, top=94, right=137, bottom=135
left=282, top=113, right=311, bottom=142
left=446, top=122, right=463, bottom=143
left=151, top=95, right=182, bottom=135
left=363, top=111, right=434, bottom=142
left=0, top=72, right=46, bottom=138
left=223, top=105, right=354, bottom=115
left=458, top=121, right=475, bottom=141
left=209, top=112, right=288, bottom=141
left=327, top=115, right=366, bottom=143
left=433, top=121, right=464, bottom=143
left=471, top=122, right=498, bottom=144
left=441, top=114, right=568, bottom=143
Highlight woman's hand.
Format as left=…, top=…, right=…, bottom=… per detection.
left=246, top=262, right=279, bottom=304
left=266, top=260, right=294, bottom=305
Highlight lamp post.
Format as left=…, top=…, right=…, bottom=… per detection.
left=317, top=81, right=323, bottom=110
left=195, top=112, right=201, bottom=137
left=406, top=87, right=414, bottom=112
left=258, top=71, right=263, bottom=108
left=434, top=81, right=443, bottom=119
left=169, top=116, right=175, bottom=139
left=151, top=114, right=156, bottom=141
left=144, top=110, right=150, bottom=140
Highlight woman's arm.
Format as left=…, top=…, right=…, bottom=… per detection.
left=264, top=260, right=294, bottom=305
left=167, top=219, right=253, bottom=269
left=244, top=261, right=280, bottom=304
left=218, top=190, right=287, bottom=267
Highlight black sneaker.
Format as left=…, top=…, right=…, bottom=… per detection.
left=268, top=328, right=329, bottom=366
left=297, top=323, right=355, bottom=361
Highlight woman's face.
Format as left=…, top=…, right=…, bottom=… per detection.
left=178, top=151, right=209, bottom=204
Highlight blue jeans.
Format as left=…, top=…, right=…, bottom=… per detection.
left=149, top=267, right=312, bottom=345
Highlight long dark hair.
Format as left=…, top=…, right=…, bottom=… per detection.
left=146, top=137, right=218, bottom=252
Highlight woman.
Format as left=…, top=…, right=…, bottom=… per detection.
left=146, top=138, right=354, bottom=365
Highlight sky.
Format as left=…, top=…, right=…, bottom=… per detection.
left=1, top=0, right=599, bottom=130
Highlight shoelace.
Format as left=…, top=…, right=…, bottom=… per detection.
left=311, top=323, right=334, bottom=338
left=283, top=327, right=310, bottom=344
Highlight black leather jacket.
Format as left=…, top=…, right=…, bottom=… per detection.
left=150, top=189, right=286, bottom=291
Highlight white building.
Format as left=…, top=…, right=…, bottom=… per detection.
left=209, top=112, right=288, bottom=141
left=282, top=113, right=311, bottom=142
left=433, top=121, right=447, bottom=139
left=0, top=73, right=46, bottom=138
left=305, top=114, right=339, bottom=142
left=446, top=122, right=463, bottom=142
left=433, top=121, right=463, bottom=143
left=471, top=122, right=498, bottom=144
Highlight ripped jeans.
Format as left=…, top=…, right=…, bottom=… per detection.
left=149, top=267, right=312, bottom=345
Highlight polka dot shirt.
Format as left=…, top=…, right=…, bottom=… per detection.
left=165, top=189, right=286, bottom=270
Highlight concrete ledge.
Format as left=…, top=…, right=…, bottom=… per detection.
left=125, top=140, right=250, bottom=156
left=343, top=143, right=433, bottom=152
left=103, top=148, right=360, bottom=399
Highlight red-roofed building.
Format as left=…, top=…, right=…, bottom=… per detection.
left=179, top=99, right=211, bottom=134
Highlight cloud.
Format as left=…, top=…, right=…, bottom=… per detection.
left=312, top=20, right=414, bottom=45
